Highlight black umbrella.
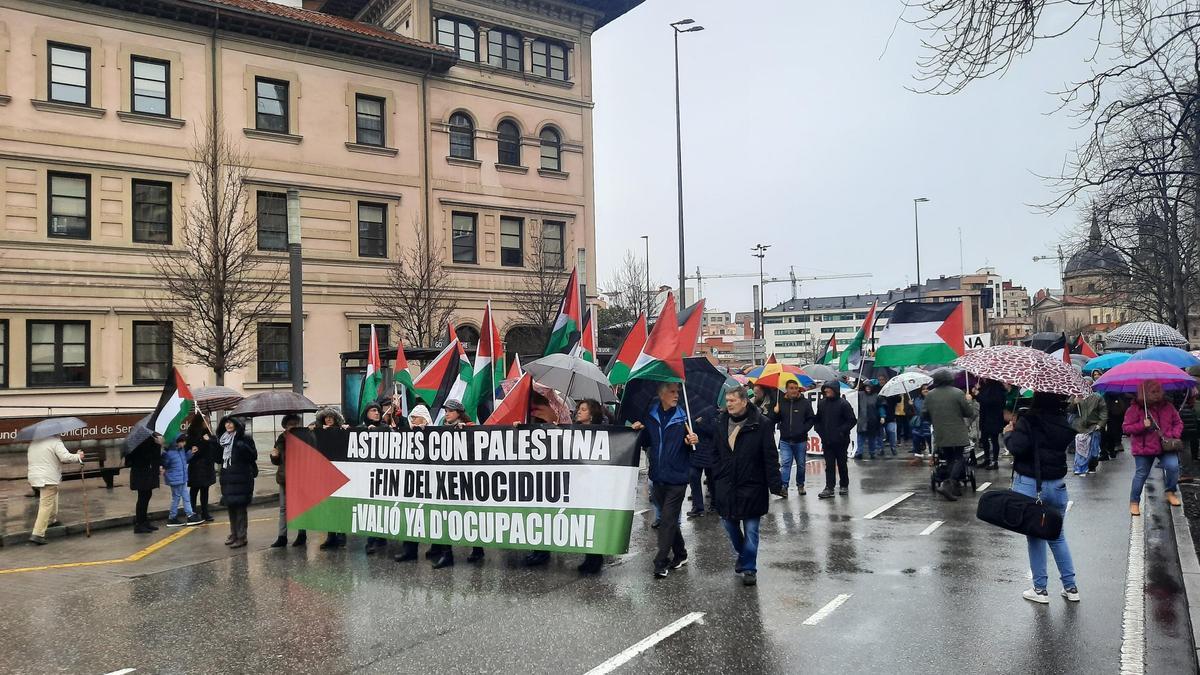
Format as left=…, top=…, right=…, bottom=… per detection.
left=231, top=391, right=318, bottom=417
left=122, top=414, right=154, bottom=456
left=618, top=357, right=730, bottom=425
left=15, top=416, right=87, bottom=441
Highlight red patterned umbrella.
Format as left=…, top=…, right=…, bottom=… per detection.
left=954, top=346, right=1090, bottom=396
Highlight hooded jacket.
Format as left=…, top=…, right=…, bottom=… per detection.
left=711, top=405, right=782, bottom=520
left=161, top=440, right=190, bottom=486
left=856, top=390, right=883, bottom=434
left=186, top=422, right=218, bottom=488
left=638, top=400, right=692, bottom=485
left=1122, top=399, right=1183, bottom=456
left=1004, top=408, right=1075, bottom=481
left=813, top=384, right=856, bottom=450
left=975, top=380, right=1008, bottom=435
left=314, top=407, right=346, bottom=428
left=217, top=417, right=257, bottom=507
left=923, top=371, right=976, bottom=448
left=125, top=436, right=161, bottom=492
left=1071, top=393, right=1108, bottom=434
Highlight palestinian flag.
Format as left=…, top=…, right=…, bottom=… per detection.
left=463, top=302, right=505, bottom=422
left=676, top=299, right=706, bottom=358
left=1045, top=332, right=1072, bottom=364
left=358, top=325, right=384, bottom=417
left=412, top=339, right=472, bottom=420
left=838, top=301, right=877, bottom=372
left=485, top=372, right=532, bottom=425
left=571, top=308, right=597, bottom=363
left=628, top=292, right=684, bottom=383
left=817, top=334, right=839, bottom=365
left=507, top=353, right=523, bottom=380
left=872, top=301, right=965, bottom=367
left=447, top=320, right=458, bottom=345
left=148, top=367, right=195, bottom=443
left=544, top=267, right=582, bottom=355
left=1073, top=335, right=1098, bottom=359
left=607, top=313, right=648, bottom=386
left=393, top=340, right=416, bottom=416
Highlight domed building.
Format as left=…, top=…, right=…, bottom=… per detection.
left=1032, top=215, right=1131, bottom=336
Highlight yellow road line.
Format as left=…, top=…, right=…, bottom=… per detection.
left=0, top=516, right=275, bottom=574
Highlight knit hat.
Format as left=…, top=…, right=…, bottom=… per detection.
left=409, top=405, right=432, bottom=424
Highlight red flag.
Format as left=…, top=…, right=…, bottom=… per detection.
left=676, top=299, right=706, bottom=358
left=1075, top=335, right=1098, bottom=359
left=507, top=353, right=523, bottom=380
left=628, top=292, right=685, bottom=382
left=766, top=353, right=778, bottom=364
left=448, top=320, right=458, bottom=343
left=485, top=372, right=532, bottom=424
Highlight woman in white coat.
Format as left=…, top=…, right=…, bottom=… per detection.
left=27, top=435, right=84, bottom=544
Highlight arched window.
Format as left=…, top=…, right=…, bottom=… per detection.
left=497, top=120, right=521, bottom=166
left=449, top=112, right=474, bottom=159
left=456, top=325, right=480, bottom=349
left=539, top=127, right=561, bottom=171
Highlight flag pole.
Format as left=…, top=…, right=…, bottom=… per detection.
left=680, top=379, right=696, bottom=445
left=488, top=301, right=497, bottom=412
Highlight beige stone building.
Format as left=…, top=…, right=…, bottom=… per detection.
left=0, top=0, right=639, bottom=415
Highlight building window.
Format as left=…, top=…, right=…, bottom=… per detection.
left=358, top=202, right=387, bottom=258
left=541, top=221, right=564, bottom=270
left=131, top=56, right=169, bottom=116
left=256, top=192, right=287, bottom=252
left=0, top=320, right=7, bottom=389
left=500, top=216, right=523, bottom=267
left=436, top=17, right=477, bottom=62
left=497, top=119, right=521, bottom=166
left=27, top=320, right=89, bottom=387
left=452, top=212, right=477, bottom=264
left=355, top=94, right=384, bottom=146
left=255, top=77, right=289, bottom=133
left=358, top=324, right=390, bottom=351
left=48, top=172, right=90, bottom=239
left=540, top=128, right=562, bottom=171
left=257, top=323, right=290, bottom=381
left=133, top=321, right=172, bottom=385
left=488, top=29, right=522, bottom=71
left=531, top=39, right=567, bottom=80
left=132, top=180, right=171, bottom=244
left=448, top=112, right=475, bottom=159
left=49, top=43, right=90, bottom=105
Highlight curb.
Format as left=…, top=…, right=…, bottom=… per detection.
left=1168, top=497, right=1200, bottom=667
left=0, top=492, right=279, bottom=547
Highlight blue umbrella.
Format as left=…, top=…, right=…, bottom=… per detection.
left=1083, top=352, right=1131, bottom=373
left=1128, top=346, right=1200, bottom=369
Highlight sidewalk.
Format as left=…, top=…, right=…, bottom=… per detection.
left=0, top=428, right=281, bottom=547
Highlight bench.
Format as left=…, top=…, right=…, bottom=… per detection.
left=55, top=446, right=120, bottom=489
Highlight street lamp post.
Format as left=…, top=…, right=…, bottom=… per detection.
left=913, top=197, right=929, bottom=299
left=672, top=18, right=703, bottom=303
left=641, top=235, right=651, bottom=317
left=751, top=243, right=770, bottom=365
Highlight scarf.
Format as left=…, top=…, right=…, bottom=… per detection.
left=220, top=430, right=235, bottom=467
left=727, top=410, right=749, bottom=450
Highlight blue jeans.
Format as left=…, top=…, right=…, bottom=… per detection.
left=1012, top=474, right=1075, bottom=590
left=855, top=431, right=881, bottom=458
left=1130, top=453, right=1180, bottom=502
left=779, top=440, right=807, bottom=489
left=884, top=422, right=897, bottom=453
left=168, top=483, right=193, bottom=518
left=721, top=517, right=761, bottom=573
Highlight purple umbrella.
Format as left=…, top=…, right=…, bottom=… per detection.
left=1091, top=360, right=1196, bottom=393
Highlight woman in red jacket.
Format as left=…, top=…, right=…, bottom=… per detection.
left=1123, top=380, right=1183, bottom=515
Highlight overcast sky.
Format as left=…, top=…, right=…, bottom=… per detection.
left=591, top=1, right=1105, bottom=315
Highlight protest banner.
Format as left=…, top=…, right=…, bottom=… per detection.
left=286, top=425, right=642, bottom=555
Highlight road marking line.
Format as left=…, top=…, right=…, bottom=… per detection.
left=103, top=669, right=136, bottom=675
left=1066, top=500, right=1074, bottom=514
left=583, top=612, right=705, bottom=674
left=977, top=482, right=992, bottom=492
left=802, top=594, right=852, bottom=625
left=0, top=527, right=196, bottom=574
left=1120, top=496, right=1146, bottom=674
left=862, top=492, right=914, bottom=519
left=919, top=520, right=944, bottom=536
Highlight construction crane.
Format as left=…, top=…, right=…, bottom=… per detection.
left=690, top=266, right=872, bottom=301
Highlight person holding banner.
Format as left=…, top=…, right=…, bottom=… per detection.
left=712, top=386, right=785, bottom=586
left=360, top=403, right=390, bottom=556
left=576, top=399, right=609, bottom=575
left=270, top=414, right=306, bottom=548
left=394, top=405, right=432, bottom=564
left=631, top=382, right=699, bottom=579
left=315, top=407, right=349, bottom=551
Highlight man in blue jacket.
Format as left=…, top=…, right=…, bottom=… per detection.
left=633, top=381, right=699, bottom=578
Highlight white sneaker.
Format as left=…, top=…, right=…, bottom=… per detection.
left=1061, top=587, right=1080, bottom=602
left=1023, top=588, right=1050, bottom=604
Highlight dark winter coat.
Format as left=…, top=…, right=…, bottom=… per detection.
left=125, top=437, right=161, bottom=492
left=814, top=393, right=856, bottom=451
left=271, top=430, right=289, bottom=486
left=1004, top=409, right=1075, bottom=482
left=975, top=380, right=1008, bottom=435
left=637, top=401, right=692, bottom=485
left=185, top=424, right=218, bottom=489
left=774, top=395, right=815, bottom=442
left=687, top=407, right=720, bottom=469
left=217, top=417, right=258, bottom=507
left=711, top=406, right=782, bottom=520
left=856, top=391, right=882, bottom=434
left=161, top=445, right=190, bottom=487
left=923, top=382, right=977, bottom=448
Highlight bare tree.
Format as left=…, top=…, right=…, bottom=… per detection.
left=146, top=118, right=283, bottom=385
left=511, top=228, right=571, bottom=348
left=368, top=222, right=455, bottom=349
left=602, top=249, right=656, bottom=318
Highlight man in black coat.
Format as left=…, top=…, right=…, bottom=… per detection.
left=813, top=381, right=857, bottom=499
left=773, top=378, right=815, bottom=496
left=975, top=379, right=1007, bottom=470
left=712, top=386, right=785, bottom=586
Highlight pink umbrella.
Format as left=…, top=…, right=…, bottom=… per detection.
left=1091, top=359, right=1195, bottom=393
left=954, top=345, right=1090, bottom=396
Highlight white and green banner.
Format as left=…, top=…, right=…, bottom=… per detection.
left=286, top=426, right=642, bottom=555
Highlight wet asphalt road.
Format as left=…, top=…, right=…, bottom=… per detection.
left=0, top=450, right=1190, bottom=674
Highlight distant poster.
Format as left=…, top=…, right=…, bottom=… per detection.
left=964, top=333, right=992, bottom=351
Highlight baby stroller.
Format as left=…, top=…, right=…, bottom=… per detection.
left=929, top=446, right=977, bottom=496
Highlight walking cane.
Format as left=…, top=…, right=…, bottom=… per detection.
left=78, top=458, right=91, bottom=538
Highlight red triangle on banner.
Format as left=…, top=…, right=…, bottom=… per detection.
left=286, top=432, right=351, bottom=522
left=935, top=304, right=966, bottom=356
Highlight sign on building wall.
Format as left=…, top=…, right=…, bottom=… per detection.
left=964, top=333, right=992, bottom=351
left=0, top=412, right=148, bottom=445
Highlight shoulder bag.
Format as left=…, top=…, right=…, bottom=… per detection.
left=976, top=419, right=1064, bottom=540
left=1151, top=409, right=1184, bottom=453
